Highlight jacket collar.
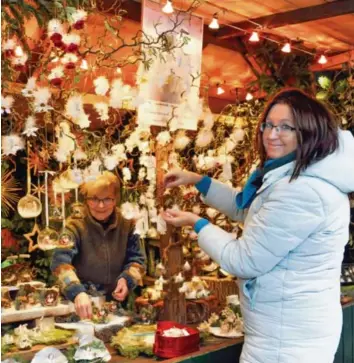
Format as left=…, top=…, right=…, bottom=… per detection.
left=257, top=161, right=295, bottom=194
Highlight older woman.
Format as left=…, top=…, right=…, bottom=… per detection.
left=163, top=89, right=354, bottom=363
left=51, top=171, right=145, bottom=319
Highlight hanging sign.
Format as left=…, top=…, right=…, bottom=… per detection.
left=137, top=0, right=203, bottom=130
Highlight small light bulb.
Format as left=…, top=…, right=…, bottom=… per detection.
left=116, top=66, right=122, bottom=74
left=249, top=32, right=259, bottom=42
left=217, top=85, right=225, bottom=95
left=281, top=42, right=291, bottom=53
left=15, top=46, right=23, bottom=57
left=318, top=54, right=327, bottom=65
left=162, top=0, right=174, bottom=14
left=245, top=92, right=253, bottom=101
left=209, top=14, right=219, bottom=30
left=80, top=59, right=88, bottom=70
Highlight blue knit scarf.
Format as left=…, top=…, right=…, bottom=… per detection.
left=236, top=152, right=296, bottom=209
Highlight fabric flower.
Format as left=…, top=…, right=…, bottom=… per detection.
left=122, top=167, right=132, bottom=182
left=22, top=77, right=37, bottom=97
left=1, top=95, right=14, bottom=114
left=22, top=116, right=39, bottom=137
left=94, top=76, right=110, bottom=96
left=94, top=102, right=109, bottom=121
left=174, top=130, right=190, bottom=150
left=2, top=134, right=25, bottom=155
left=73, top=148, right=87, bottom=161
left=196, top=129, right=214, bottom=148
left=33, top=87, right=52, bottom=112
left=121, top=202, right=140, bottom=220
left=103, top=154, right=119, bottom=170
left=109, top=79, right=124, bottom=108
left=156, top=131, right=171, bottom=146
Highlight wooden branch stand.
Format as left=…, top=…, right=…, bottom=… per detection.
left=155, top=133, right=187, bottom=324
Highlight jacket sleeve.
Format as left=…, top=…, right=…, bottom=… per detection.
left=117, top=230, right=146, bottom=290
left=197, top=181, right=325, bottom=279
left=50, top=224, right=86, bottom=301
left=200, top=178, right=247, bottom=222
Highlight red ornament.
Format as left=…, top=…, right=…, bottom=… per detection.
left=50, top=78, right=62, bottom=86
left=65, top=62, right=76, bottom=70
left=66, top=43, right=78, bottom=53
left=1, top=229, right=19, bottom=250
left=73, top=20, right=85, bottom=30
left=14, top=64, right=26, bottom=72
left=4, top=49, right=15, bottom=57
left=50, top=33, right=63, bottom=47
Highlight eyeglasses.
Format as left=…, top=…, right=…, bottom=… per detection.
left=87, top=197, right=115, bottom=206
left=260, top=122, right=296, bottom=135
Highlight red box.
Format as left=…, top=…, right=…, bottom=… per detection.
left=153, top=321, right=200, bottom=358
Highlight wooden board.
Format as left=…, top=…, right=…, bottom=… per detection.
left=1, top=303, right=76, bottom=324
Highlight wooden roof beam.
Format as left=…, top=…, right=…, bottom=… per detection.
left=310, top=50, right=354, bottom=71
left=217, top=0, right=354, bottom=40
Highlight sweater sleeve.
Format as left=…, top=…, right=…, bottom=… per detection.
left=51, top=224, right=86, bottom=302
left=117, top=230, right=146, bottom=290
left=197, top=181, right=325, bottom=279
left=197, top=178, right=247, bottom=222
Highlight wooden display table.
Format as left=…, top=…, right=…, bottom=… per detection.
left=1, top=303, right=75, bottom=324
left=108, top=336, right=244, bottom=363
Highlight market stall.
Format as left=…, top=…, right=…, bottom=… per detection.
left=1, top=0, right=354, bottom=362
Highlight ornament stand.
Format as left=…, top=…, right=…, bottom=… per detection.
left=155, top=134, right=187, bottom=324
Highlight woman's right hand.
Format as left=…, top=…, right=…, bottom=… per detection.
left=164, top=170, right=203, bottom=188
left=74, top=292, right=92, bottom=320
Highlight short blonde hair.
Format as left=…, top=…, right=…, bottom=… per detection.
left=80, top=171, right=120, bottom=202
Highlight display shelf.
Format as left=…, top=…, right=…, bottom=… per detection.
left=1, top=303, right=76, bottom=324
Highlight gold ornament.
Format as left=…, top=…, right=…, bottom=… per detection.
left=24, top=223, right=41, bottom=252
left=1, top=169, right=21, bottom=217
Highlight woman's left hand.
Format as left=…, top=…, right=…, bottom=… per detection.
left=162, top=209, right=201, bottom=227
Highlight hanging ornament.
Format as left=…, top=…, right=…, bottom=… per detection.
left=11, top=53, right=28, bottom=72
left=48, top=19, right=64, bottom=47
left=57, top=190, right=74, bottom=248
left=62, top=34, right=80, bottom=53
left=61, top=53, right=78, bottom=69
left=1, top=94, right=14, bottom=115
left=37, top=171, right=59, bottom=250
left=17, top=143, right=43, bottom=219
left=48, top=65, right=64, bottom=86
left=3, top=39, right=16, bottom=57
left=24, top=223, right=41, bottom=252
left=70, top=9, right=88, bottom=30
left=1, top=168, right=21, bottom=217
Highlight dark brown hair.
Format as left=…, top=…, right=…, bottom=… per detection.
left=256, top=88, right=339, bottom=180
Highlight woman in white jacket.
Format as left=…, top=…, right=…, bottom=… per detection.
left=163, top=88, right=354, bottom=363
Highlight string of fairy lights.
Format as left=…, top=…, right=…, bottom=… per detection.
left=162, top=0, right=336, bottom=100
